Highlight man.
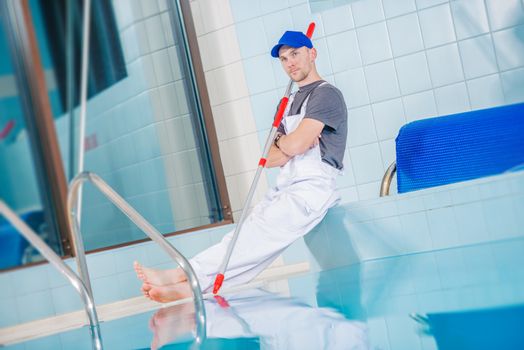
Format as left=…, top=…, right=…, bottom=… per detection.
left=134, top=30, right=348, bottom=302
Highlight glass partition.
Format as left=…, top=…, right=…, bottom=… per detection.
left=45, top=0, right=230, bottom=250
left=0, top=1, right=64, bottom=270
left=42, top=0, right=229, bottom=250
left=0, top=0, right=231, bottom=265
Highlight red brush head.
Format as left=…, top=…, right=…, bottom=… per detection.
left=213, top=274, right=224, bottom=294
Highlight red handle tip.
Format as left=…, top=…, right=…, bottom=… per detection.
left=213, top=274, right=224, bottom=294
left=306, top=22, right=316, bottom=38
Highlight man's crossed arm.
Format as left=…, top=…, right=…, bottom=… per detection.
left=266, top=118, right=324, bottom=168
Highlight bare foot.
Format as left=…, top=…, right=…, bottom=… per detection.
left=142, top=282, right=153, bottom=300
left=134, top=261, right=187, bottom=286
left=148, top=281, right=193, bottom=303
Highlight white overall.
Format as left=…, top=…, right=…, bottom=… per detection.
left=190, top=84, right=341, bottom=292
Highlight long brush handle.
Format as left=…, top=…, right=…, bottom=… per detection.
left=213, top=22, right=316, bottom=294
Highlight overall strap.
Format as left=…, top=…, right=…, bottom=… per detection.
left=283, top=91, right=297, bottom=117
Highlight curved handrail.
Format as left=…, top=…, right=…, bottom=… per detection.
left=0, top=200, right=102, bottom=350
left=380, top=161, right=397, bottom=197
left=67, top=171, right=206, bottom=344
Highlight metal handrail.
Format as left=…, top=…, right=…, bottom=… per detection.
left=0, top=200, right=102, bottom=350
left=380, top=161, right=397, bottom=197
left=67, top=171, right=206, bottom=343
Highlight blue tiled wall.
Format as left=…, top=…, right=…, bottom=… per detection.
left=229, top=0, right=524, bottom=202
left=282, top=170, right=524, bottom=270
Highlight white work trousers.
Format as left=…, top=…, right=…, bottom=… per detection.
left=190, top=86, right=341, bottom=292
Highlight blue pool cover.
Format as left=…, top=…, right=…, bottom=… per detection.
left=396, top=102, right=524, bottom=193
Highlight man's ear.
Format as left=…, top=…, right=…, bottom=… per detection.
left=310, top=47, right=317, bottom=60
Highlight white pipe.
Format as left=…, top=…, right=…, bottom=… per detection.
left=75, top=0, right=91, bottom=228
left=73, top=0, right=91, bottom=289
left=78, top=0, right=91, bottom=177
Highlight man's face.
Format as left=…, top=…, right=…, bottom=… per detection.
left=278, top=45, right=316, bottom=83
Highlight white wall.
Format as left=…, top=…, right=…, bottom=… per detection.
left=189, top=0, right=270, bottom=220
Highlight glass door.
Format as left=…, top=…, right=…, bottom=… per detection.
left=0, top=0, right=70, bottom=270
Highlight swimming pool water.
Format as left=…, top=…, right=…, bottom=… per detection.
left=6, top=237, right=524, bottom=349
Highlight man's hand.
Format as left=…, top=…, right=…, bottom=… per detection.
left=311, top=134, right=321, bottom=148
left=266, top=143, right=292, bottom=168
left=266, top=118, right=324, bottom=167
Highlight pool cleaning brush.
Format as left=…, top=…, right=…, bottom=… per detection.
left=212, top=22, right=317, bottom=295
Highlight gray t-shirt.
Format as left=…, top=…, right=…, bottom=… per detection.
left=278, top=80, right=347, bottom=170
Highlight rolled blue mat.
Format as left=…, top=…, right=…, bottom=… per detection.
left=396, top=102, right=524, bottom=193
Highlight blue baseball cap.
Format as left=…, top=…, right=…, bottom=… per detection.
left=270, top=31, right=313, bottom=58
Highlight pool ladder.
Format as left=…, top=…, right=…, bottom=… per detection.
left=0, top=201, right=102, bottom=350
left=67, top=171, right=207, bottom=347
left=380, top=161, right=397, bottom=197
left=0, top=171, right=207, bottom=350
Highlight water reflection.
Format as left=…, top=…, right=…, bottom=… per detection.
left=150, top=290, right=369, bottom=350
